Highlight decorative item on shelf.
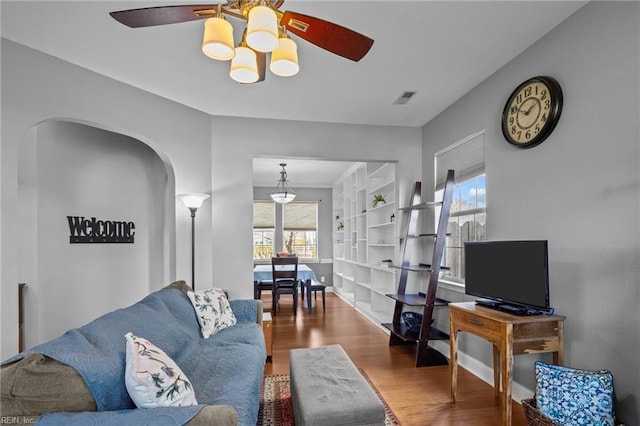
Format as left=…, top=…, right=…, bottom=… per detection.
left=362, top=209, right=367, bottom=214
left=337, top=222, right=344, bottom=231
left=401, top=311, right=423, bottom=333
left=372, top=194, right=386, bottom=207
left=380, top=259, right=393, bottom=268
left=335, top=215, right=340, bottom=220
left=390, top=214, right=395, bottom=223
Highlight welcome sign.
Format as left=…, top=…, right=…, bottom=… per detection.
left=67, top=216, right=135, bottom=244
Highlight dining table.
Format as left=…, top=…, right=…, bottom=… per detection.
left=253, top=264, right=319, bottom=311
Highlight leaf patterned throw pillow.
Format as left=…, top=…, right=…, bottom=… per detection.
left=187, top=288, right=237, bottom=338
left=534, top=361, right=615, bottom=426
left=124, top=332, right=198, bottom=408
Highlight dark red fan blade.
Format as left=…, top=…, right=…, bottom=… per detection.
left=110, top=5, right=216, bottom=28
left=280, top=11, right=374, bottom=62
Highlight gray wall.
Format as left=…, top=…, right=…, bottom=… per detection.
left=18, top=121, right=168, bottom=346
left=421, top=3, right=639, bottom=422
left=1, top=39, right=422, bottom=357
left=253, top=186, right=334, bottom=286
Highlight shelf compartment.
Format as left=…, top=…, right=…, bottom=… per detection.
left=381, top=322, right=449, bottom=343
left=385, top=293, right=449, bottom=306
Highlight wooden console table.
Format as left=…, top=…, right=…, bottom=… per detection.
left=449, top=302, right=565, bottom=426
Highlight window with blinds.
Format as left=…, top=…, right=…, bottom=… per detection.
left=253, top=201, right=275, bottom=260
left=283, top=202, right=318, bottom=259
left=434, top=130, right=486, bottom=284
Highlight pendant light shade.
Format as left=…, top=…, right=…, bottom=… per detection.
left=269, top=163, right=296, bottom=204
left=202, top=17, right=235, bottom=61
left=270, top=37, right=299, bottom=77
left=230, top=45, right=259, bottom=83
left=246, top=5, right=279, bottom=52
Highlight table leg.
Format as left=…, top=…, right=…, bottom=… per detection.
left=493, top=345, right=500, bottom=395
left=306, top=280, right=312, bottom=313
left=554, top=320, right=565, bottom=365
left=450, top=321, right=458, bottom=403
left=501, top=325, right=514, bottom=426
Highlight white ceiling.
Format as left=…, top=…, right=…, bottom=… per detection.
left=1, top=0, right=587, bottom=184
left=253, top=158, right=355, bottom=188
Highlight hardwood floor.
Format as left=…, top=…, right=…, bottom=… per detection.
left=262, top=292, right=527, bottom=426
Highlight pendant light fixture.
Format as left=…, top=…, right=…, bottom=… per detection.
left=245, top=2, right=279, bottom=53
left=230, top=38, right=259, bottom=83
left=270, top=31, right=299, bottom=77
left=201, top=6, right=235, bottom=61
left=269, top=163, right=296, bottom=204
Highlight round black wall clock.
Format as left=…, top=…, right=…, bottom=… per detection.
left=501, top=76, right=563, bottom=148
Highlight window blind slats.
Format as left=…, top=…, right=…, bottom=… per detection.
left=283, top=202, right=317, bottom=231
left=435, top=131, right=485, bottom=190
left=253, top=201, right=275, bottom=229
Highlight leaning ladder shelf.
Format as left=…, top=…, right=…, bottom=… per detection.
left=382, top=170, right=455, bottom=367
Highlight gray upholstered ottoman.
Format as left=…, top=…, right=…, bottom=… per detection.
left=289, top=344, right=385, bottom=426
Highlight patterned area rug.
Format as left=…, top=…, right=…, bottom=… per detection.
left=257, top=369, right=401, bottom=425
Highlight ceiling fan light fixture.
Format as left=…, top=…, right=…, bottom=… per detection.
left=230, top=45, right=259, bottom=83
left=202, top=17, right=235, bottom=61
left=269, top=163, right=296, bottom=204
left=246, top=5, right=279, bottom=52
left=270, top=37, right=299, bottom=77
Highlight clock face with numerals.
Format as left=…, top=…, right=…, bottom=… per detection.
left=501, top=76, right=563, bottom=148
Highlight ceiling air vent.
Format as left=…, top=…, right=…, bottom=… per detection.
left=393, top=91, right=417, bottom=105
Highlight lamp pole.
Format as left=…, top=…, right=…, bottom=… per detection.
left=177, top=193, right=210, bottom=292
left=189, top=207, right=197, bottom=291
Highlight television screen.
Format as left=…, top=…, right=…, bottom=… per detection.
left=464, top=240, right=550, bottom=313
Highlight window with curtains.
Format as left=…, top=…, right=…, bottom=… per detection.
left=435, top=130, right=486, bottom=284
left=253, top=201, right=275, bottom=260
left=283, top=202, right=318, bottom=259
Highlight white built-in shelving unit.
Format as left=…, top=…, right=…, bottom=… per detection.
left=332, top=162, right=398, bottom=325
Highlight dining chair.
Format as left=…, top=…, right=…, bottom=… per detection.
left=271, top=256, right=299, bottom=315
left=302, top=279, right=326, bottom=313
left=254, top=279, right=273, bottom=300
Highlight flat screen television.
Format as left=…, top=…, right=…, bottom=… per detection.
left=464, top=240, right=551, bottom=315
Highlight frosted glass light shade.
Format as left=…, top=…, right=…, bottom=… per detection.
left=246, top=5, right=278, bottom=52
left=269, top=191, right=296, bottom=204
left=202, top=17, right=235, bottom=61
left=270, top=37, right=299, bottom=77
left=230, top=46, right=259, bottom=83
left=177, top=193, right=210, bottom=210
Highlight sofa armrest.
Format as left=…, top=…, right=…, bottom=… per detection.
left=34, top=405, right=237, bottom=426
left=230, top=299, right=263, bottom=326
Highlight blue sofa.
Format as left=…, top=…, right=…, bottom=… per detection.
left=1, top=281, right=266, bottom=426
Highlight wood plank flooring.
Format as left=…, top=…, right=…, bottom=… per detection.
left=262, top=292, right=527, bottom=426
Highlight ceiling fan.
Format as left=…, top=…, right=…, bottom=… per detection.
left=110, top=1, right=374, bottom=83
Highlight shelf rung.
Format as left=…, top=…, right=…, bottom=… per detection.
left=418, top=263, right=451, bottom=271
left=403, top=233, right=451, bottom=239
left=391, top=264, right=431, bottom=272
left=385, top=293, right=450, bottom=306
left=382, top=322, right=450, bottom=342
left=398, top=201, right=442, bottom=211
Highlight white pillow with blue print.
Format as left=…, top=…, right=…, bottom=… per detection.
left=534, top=360, right=615, bottom=426
left=187, top=288, right=237, bottom=338
left=124, top=332, right=197, bottom=408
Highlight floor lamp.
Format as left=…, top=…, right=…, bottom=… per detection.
left=177, top=193, right=210, bottom=291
